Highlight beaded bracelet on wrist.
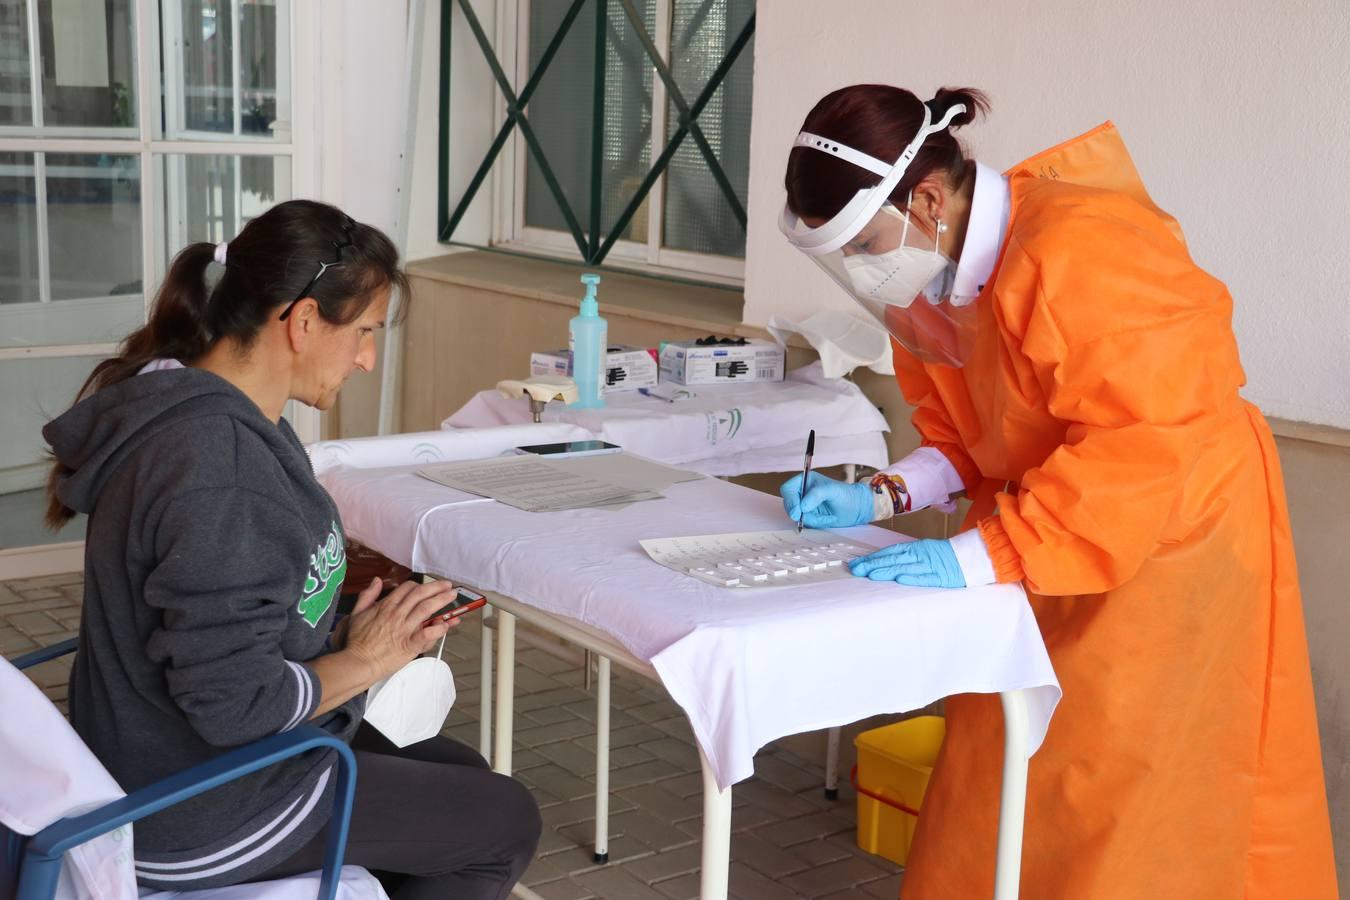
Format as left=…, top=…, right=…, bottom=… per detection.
left=869, top=473, right=912, bottom=515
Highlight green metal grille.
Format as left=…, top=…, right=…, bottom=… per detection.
left=437, top=0, right=756, bottom=266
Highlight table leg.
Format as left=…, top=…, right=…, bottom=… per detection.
left=480, top=605, right=494, bottom=764
left=594, top=655, right=611, bottom=863
left=995, top=689, right=1031, bottom=900
left=823, top=727, right=841, bottom=800
left=493, top=610, right=517, bottom=776
left=698, top=745, right=732, bottom=900
left=818, top=464, right=860, bottom=801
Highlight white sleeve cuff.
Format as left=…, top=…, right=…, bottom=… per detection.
left=883, top=447, right=966, bottom=513
left=950, top=528, right=997, bottom=587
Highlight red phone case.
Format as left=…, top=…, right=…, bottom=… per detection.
left=423, top=595, right=487, bottom=627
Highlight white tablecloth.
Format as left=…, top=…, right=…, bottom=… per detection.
left=442, top=362, right=890, bottom=477
left=314, top=431, right=1060, bottom=791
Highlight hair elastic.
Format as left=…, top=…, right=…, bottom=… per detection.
left=213, top=242, right=229, bottom=266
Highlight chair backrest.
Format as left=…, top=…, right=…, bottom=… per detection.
left=1, top=653, right=387, bottom=900
left=0, top=653, right=138, bottom=899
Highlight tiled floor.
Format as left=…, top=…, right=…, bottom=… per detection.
left=3, top=574, right=904, bottom=899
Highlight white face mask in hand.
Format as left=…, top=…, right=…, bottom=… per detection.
left=363, top=635, right=456, bottom=748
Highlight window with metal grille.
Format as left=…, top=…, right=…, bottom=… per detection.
left=438, top=0, right=754, bottom=283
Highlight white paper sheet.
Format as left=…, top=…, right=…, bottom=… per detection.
left=641, top=529, right=880, bottom=588
left=417, top=455, right=660, bottom=512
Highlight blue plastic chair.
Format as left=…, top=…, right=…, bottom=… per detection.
left=3, top=639, right=358, bottom=900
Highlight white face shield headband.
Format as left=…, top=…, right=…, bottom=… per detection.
left=778, top=102, right=966, bottom=257
left=779, top=101, right=983, bottom=367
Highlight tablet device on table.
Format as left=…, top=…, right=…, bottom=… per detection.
left=514, top=440, right=622, bottom=459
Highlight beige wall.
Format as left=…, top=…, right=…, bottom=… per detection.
left=743, top=1, right=1350, bottom=429
left=393, top=256, right=1350, bottom=881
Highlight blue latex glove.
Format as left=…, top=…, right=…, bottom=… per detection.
left=848, top=539, right=966, bottom=588
left=779, top=472, right=874, bottom=529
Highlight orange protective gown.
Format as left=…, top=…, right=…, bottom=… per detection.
left=896, top=126, right=1338, bottom=899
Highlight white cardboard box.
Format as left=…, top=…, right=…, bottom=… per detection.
left=658, top=340, right=786, bottom=385
left=530, top=345, right=659, bottom=392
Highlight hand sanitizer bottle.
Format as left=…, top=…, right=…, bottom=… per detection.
left=569, top=273, right=607, bottom=408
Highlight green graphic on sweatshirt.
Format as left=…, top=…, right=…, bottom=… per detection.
left=298, top=521, right=346, bottom=628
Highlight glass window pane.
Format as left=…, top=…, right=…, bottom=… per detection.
left=159, top=152, right=288, bottom=270
left=0, top=153, right=144, bottom=349
left=0, top=152, right=41, bottom=305
left=661, top=0, right=753, bottom=258
left=0, top=0, right=34, bottom=126
left=181, top=0, right=234, bottom=133
left=239, top=0, right=279, bottom=136
left=37, top=0, right=137, bottom=129
left=597, top=0, right=654, bottom=244
left=523, top=0, right=656, bottom=245
left=47, top=153, right=141, bottom=301
left=174, top=0, right=287, bottom=138
left=523, top=1, right=596, bottom=238
left=0, top=355, right=99, bottom=550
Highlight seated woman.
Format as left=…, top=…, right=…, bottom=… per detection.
left=43, top=200, right=541, bottom=899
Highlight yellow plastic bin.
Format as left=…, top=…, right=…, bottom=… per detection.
left=852, top=715, right=946, bottom=866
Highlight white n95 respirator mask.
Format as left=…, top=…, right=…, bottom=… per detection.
left=842, top=241, right=951, bottom=309
left=363, top=636, right=456, bottom=748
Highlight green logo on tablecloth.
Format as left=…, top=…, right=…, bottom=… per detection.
left=704, top=408, right=743, bottom=445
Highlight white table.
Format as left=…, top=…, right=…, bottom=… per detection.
left=315, top=430, right=1060, bottom=900
left=446, top=362, right=892, bottom=796
left=442, top=361, right=891, bottom=478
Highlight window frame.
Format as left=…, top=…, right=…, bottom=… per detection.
left=444, top=0, right=751, bottom=286
left=0, top=0, right=321, bottom=440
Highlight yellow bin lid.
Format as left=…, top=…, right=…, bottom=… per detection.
left=854, top=716, right=946, bottom=769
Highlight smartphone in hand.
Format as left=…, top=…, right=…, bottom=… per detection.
left=422, top=587, right=487, bottom=627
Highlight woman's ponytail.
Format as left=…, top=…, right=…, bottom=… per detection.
left=44, top=242, right=217, bottom=529
left=80, top=242, right=217, bottom=402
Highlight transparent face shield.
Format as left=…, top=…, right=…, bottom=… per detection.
left=780, top=102, right=981, bottom=367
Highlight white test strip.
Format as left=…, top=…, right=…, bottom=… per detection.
left=712, top=565, right=745, bottom=586
left=689, top=565, right=740, bottom=587
left=755, top=557, right=791, bottom=577
left=800, top=548, right=840, bottom=568
left=743, top=559, right=788, bottom=579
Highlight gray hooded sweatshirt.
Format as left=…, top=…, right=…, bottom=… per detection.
left=43, top=367, right=362, bottom=890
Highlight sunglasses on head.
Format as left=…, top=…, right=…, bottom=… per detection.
left=278, top=216, right=358, bottom=321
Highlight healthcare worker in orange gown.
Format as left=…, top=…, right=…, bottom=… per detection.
left=778, top=84, right=1338, bottom=899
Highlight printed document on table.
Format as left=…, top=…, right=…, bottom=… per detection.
left=417, top=455, right=660, bottom=512
left=546, top=453, right=703, bottom=493
left=641, top=530, right=881, bottom=589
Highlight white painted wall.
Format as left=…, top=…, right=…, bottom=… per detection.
left=743, top=0, right=1350, bottom=429
left=406, top=0, right=499, bottom=264
left=313, top=2, right=408, bottom=237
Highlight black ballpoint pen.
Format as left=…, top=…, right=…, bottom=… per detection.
left=797, top=429, right=815, bottom=534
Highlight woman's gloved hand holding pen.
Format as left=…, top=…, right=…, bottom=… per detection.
left=779, top=471, right=875, bottom=528
left=780, top=472, right=967, bottom=589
